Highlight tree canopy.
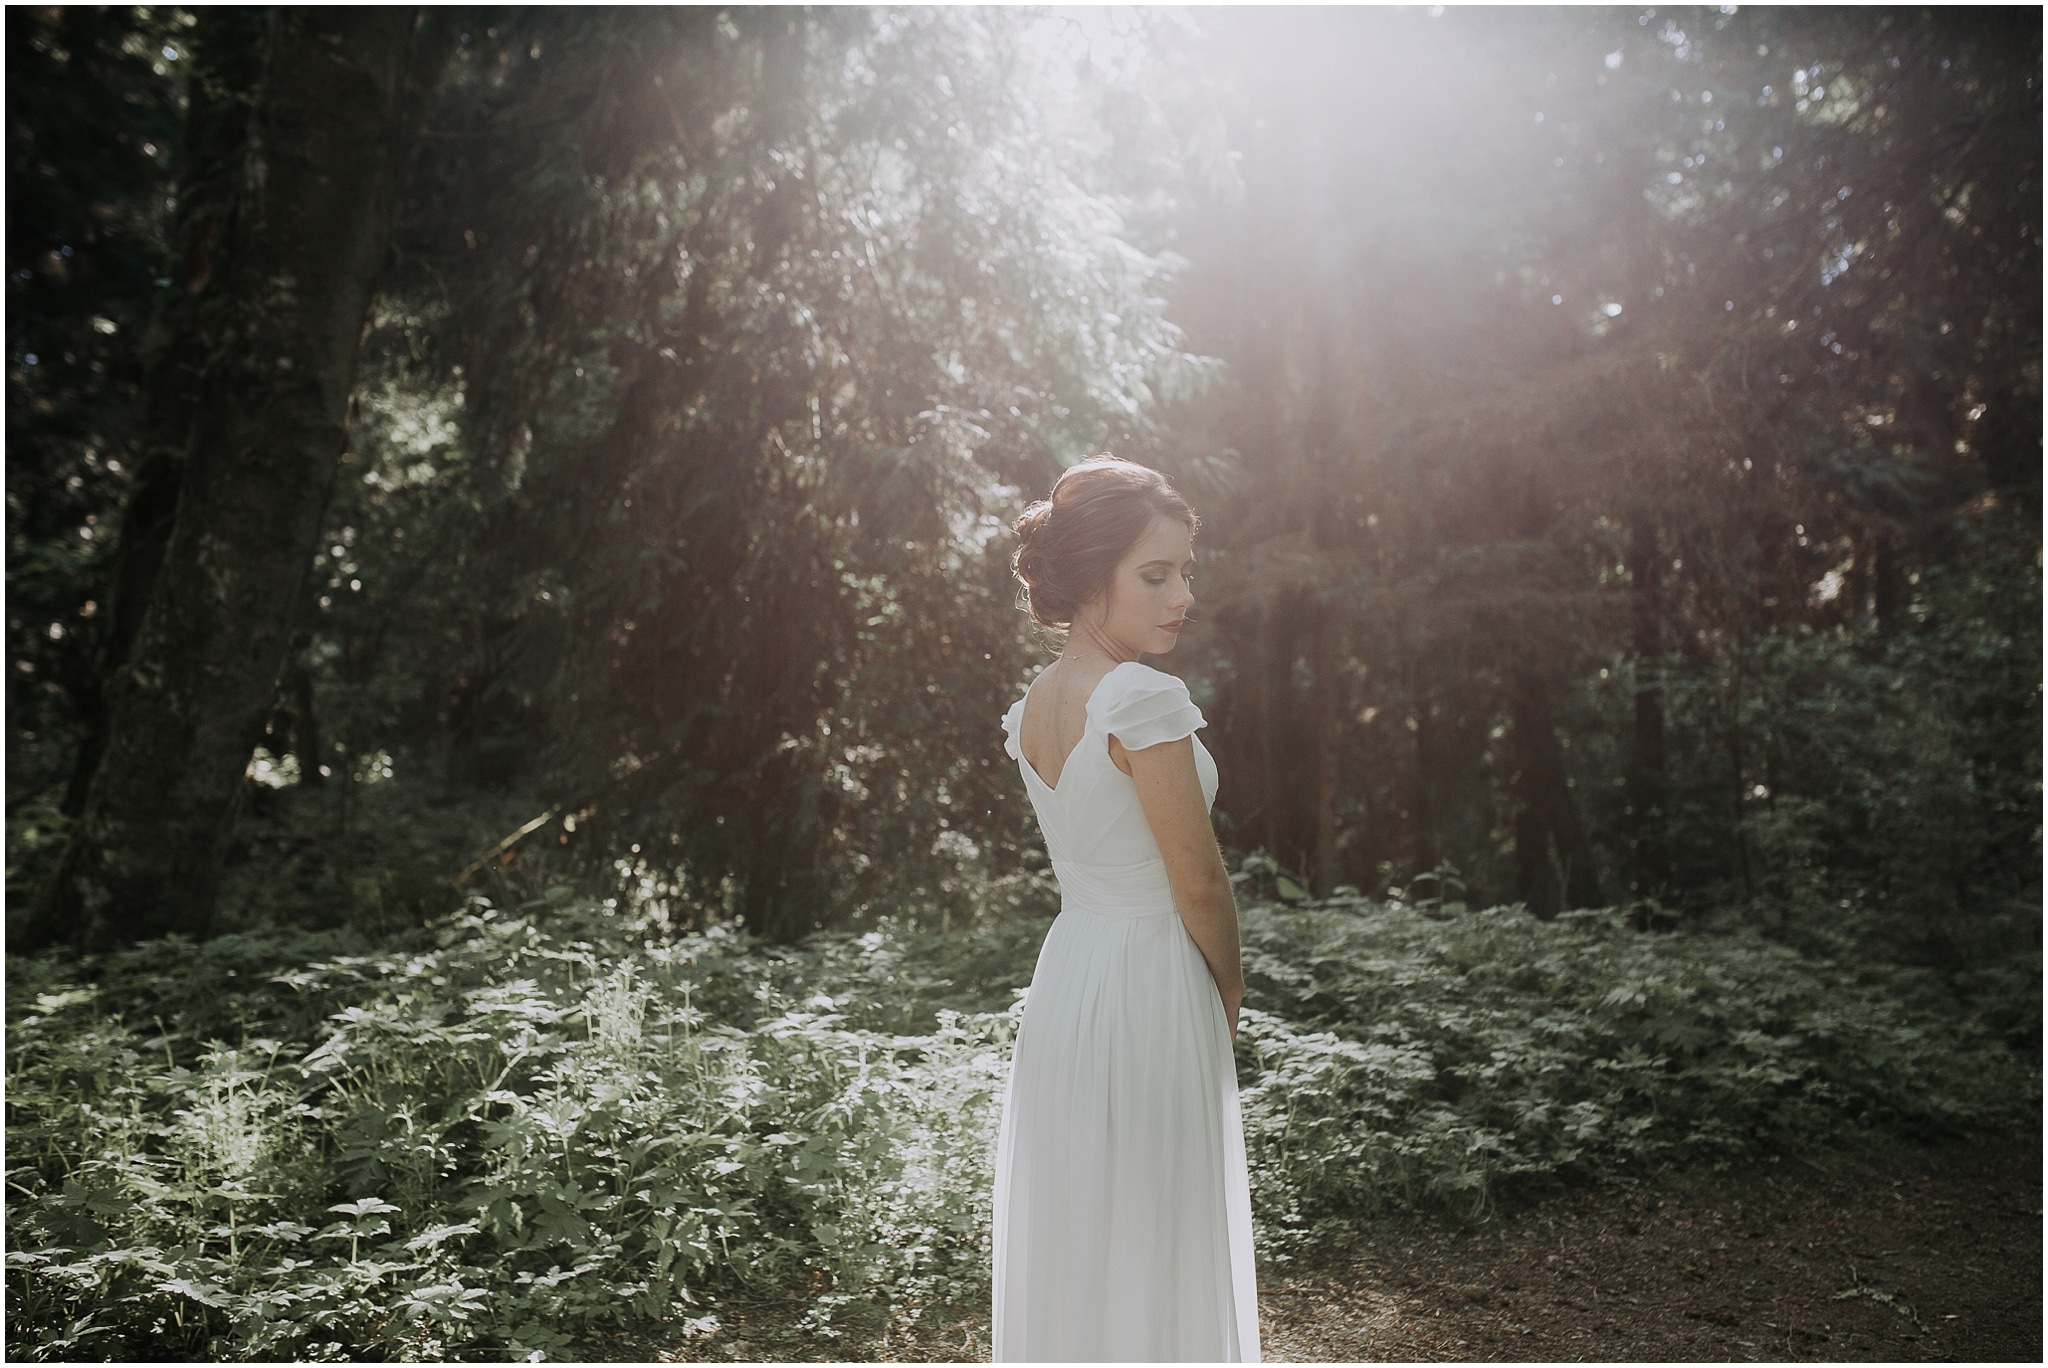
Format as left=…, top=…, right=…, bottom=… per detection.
left=7, top=6, right=2038, bottom=967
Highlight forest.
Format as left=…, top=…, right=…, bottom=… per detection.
left=6, top=6, right=2040, bottom=1361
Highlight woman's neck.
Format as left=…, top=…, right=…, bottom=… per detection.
left=1062, top=618, right=1138, bottom=667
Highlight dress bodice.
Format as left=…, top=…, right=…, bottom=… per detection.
left=1001, top=662, right=1218, bottom=888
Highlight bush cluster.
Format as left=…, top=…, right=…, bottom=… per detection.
left=7, top=894, right=2035, bottom=1359
left=1234, top=900, right=2039, bottom=1248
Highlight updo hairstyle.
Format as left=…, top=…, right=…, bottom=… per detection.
left=1011, top=456, right=1200, bottom=630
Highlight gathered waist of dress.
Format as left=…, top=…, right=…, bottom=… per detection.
left=1050, top=856, right=1180, bottom=919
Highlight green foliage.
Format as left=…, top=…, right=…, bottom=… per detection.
left=6, top=901, right=1027, bottom=1359
left=1154, top=5, right=2039, bottom=946
left=9, top=893, right=2033, bottom=1359
left=8, top=7, right=2035, bottom=967
left=1637, top=496, right=2043, bottom=957
left=1235, top=899, right=2038, bottom=1252
left=4, top=12, right=2039, bottom=1350
left=261, top=8, right=1218, bottom=944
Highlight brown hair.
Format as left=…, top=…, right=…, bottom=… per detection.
left=1011, top=456, right=1200, bottom=629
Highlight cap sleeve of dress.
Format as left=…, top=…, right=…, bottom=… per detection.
left=1093, top=663, right=1206, bottom=752
left=1001, top=696, right=1025, bottom=761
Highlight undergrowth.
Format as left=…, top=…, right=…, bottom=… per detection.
left=6, top=892, right=2036, bottom=1360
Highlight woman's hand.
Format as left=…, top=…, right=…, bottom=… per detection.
left=1212, top=978, right=1245, bottom=1040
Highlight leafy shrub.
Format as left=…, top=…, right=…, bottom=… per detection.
left=7, top=893, right=2036, bottom=1359
left=7, top=901, right=1015, bottom=1359
left=1237, top=899, right=2040, bottom=1250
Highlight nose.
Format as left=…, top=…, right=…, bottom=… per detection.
left=1172, top=580, right=1195, bottom=612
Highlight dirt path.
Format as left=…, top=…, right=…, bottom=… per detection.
left=1260, top=1128, right=2040, bottom=1363
left=595, top=1128, right=2041, bottom=1363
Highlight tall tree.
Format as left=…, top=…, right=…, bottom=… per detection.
left=1154, top=5, right=2036, bottom=935
left=57, top=8, right=269, bottom=819
left=27, top=9, right=453, bottom=950
left=5, top=7, right=189, bottom=824
left=271, top=9, right=1204, bottom=941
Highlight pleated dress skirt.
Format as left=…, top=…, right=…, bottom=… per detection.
left=990, top=856, right=1261, bottom=1362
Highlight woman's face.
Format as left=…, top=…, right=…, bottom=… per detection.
left=1076, top=513, right=1196, bottom=657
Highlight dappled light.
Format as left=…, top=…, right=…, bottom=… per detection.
left=5, top=5, right=2038, bottom=1362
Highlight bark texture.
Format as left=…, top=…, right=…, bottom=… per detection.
left=29, top=9, right=450, bottom=951
left=60, top=10, right=270, bottom=819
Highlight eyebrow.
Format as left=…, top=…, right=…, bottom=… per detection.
left=1135, top=557, right=1196, bottom=570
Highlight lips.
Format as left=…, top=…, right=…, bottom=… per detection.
left=1161, top=620, right=1185, bottom=632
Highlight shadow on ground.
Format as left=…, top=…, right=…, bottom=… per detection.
left=581, top=1127, right=2042, bottom=1363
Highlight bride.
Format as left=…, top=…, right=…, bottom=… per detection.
left=992, top=456, right=1260, bottom=1361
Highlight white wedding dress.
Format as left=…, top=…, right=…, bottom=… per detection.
left=992, top=660, right=1260, bottom=1362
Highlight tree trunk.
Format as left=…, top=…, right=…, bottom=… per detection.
left=1311, top=600, right=1343, bottom=895
left=1975, top=383, right=2044, bottom=516
left=1624, top=509, right=1670, bottom=897
left=1254, top=592, right=1284, bottom=859
left=60, top=12, right=271, bottom=820
left=1872, top=531, right=1906, bottom=635
left=1726, top=648, right=1756, bottom=903
left=1406, top=660, right=1440, bottom=877
left=28, top=9, right=451, bottom=952
left=287, top=635, right=324, bottom=788
left=1508, top=665, right=1599, bottom=918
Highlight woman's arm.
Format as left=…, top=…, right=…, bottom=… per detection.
left=1113, top=733, right=1244, bottom=1039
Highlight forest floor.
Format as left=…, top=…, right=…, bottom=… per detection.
left=586, top=1126, right=2040, bottom=1363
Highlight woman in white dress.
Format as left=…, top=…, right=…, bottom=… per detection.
left=992, top=456, right=1260, bottom=1362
